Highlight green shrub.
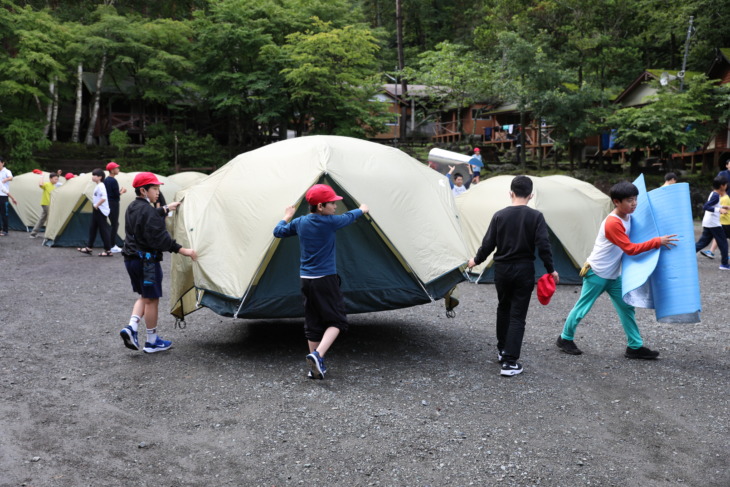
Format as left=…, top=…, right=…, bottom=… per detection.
left=109, top=128, right=132, bottom=156
left=135, top=128, right=225, bottom=174
left=0, top=119, right=52, bottom=172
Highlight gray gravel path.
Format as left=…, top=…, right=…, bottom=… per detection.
left=0, top=228, right=728, bottom=486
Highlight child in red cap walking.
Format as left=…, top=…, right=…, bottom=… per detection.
left=119, top=172, right=196, bottom=354
left=273, top=184, right=369, bottom=379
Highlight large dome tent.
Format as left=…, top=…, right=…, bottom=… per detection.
left=457, top=175, right=613, bottom=284
left=168, top=135, right=470, bottom=320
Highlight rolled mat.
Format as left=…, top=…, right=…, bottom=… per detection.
left=621, top=174, right=701, bottom=323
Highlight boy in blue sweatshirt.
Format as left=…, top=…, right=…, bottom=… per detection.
left=273, top=184, right=369, bottom=379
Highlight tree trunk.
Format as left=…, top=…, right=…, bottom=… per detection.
left=536, top=123, right=543, bottom=169
left=85, top=53, right=107, bottom=146
left=519, top=110, right=526, bottom=169
left=51, top=77, right=59, bottom=141
left=43, top=80, right=55, bottom=137
left=568, top=138, right=574, bottom=170
left=71, top=63, right=83, bottom=143
left=395, top=0, right=407, bottom=140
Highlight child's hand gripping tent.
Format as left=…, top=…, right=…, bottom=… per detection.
left=169, top=135, right=471, bottom=319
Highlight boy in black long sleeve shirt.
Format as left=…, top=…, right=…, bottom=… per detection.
left=468, top=176, right=559, bottom=376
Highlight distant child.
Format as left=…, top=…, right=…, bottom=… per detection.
left=557, top=181, right=678, bottom=359
left=467, top=175, right=559, bottom=377
left=273, top=184, right=369, bottom=379
left=470, top=147, right=483, bottom=184
left=447, top=165, right=469, bottom=196
left=104, top=161, right=127, bottom=252
left=0, top=156, right=13, bottom=236
left=720, top=189, right=730, bottom=249
left=694, top=177, right=729, bottom=270
left=30, top=172, right=59, bottom=238
left=662, top=172, right=677, bottom=186
left=76, top=168, right=113, bottom=256
left=119, top=172, right=196, bottom=354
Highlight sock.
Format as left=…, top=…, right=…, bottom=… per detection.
left=128, top=315, right=141, bottom=332
left=146, top=328, right=157, bottom=344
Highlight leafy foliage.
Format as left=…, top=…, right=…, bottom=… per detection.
left=0, top=119, right=52, bottom=171
left=604, top=76, right=725, bottom=159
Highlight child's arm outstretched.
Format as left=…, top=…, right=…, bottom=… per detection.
left=605, top=217, right=678, bottom=254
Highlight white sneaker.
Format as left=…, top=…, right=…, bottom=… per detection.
left=110, top=245, right=122, bottom=253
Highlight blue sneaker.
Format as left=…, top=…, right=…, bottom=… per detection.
left=306, top=350, right=326, bottom=379
left=120, top=326, right=139, bottom=351
left=700, top=250, right=715, bottom=259
left=719, top=265, right=730, bottom=270
left=143, top=336, right=172, bottom=353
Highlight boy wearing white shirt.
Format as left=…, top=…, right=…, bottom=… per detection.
left=694, top=177, right=729, bottom=270
left=76, top=168, right=113, bottom=256
left=0, top=157, right=13, bottom=236
left=557, top=181, right=678, bottom=359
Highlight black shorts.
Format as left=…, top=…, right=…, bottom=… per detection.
left=301, top=274, right=348, bottom=342
left=125, top=258, right=163, bottom=299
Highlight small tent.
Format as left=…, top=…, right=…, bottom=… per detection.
left=7, top=171, right=67, bottom=231
left=44, top=172, right=180, bottom=247
left=457, top=175, right=613, bottom=284
left=169, top=135, right=470, bottom=319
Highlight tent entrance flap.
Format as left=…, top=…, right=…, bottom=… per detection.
left=203, top=211, right=433, bottom=319
left=475, top=228, right=582, bottom=284
left=8, top=206, right=27, bottom=231
left=48, top=200, right=107, bottom=248
left=238, top=216, right=432, bottom=318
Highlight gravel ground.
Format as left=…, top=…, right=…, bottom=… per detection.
left=1, top=228, right=729, bottom=487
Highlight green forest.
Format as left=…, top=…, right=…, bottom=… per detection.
left=1, top=0, right=730, bottom=174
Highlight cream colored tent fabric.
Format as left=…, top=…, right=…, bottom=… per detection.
left=44, top=172, right=181, bottom=244
left=8, top=171, right=67, bottom=229
left=456, top=175, right=613, bottom=277
left=167, top=171, right=207, bottom=190
left=169, top=135, right=470, bottom=318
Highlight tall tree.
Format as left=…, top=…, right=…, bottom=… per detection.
left=406, top=41, right=493, bottom=135
left=281, top=18, right=389, bottom=137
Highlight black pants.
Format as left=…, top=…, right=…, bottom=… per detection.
left=108, top=200, right=120, bottom=245
left=0, top=195, right=8, bottom=232
left=695, top=226, right=728, bottom=266
left=88, top=208, right=112, bottom=251
left=494, top=261, right=535, bottom=361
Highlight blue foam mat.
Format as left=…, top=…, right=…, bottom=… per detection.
left=622, top=175, right=701, bottom=323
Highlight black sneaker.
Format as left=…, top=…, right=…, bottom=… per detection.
left=500, top=361, right=523, bottom=376
left=556, top=336, right=583, bottom=355
left=625, top=346, right=659, bottom=360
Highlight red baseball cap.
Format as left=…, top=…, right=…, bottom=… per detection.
left=132, top=172, right=164, bottom=188
left=537, top=273, right=556, bottom=305
left=65, top=173, right=75, bottom=180
left=32, top=169, right=42, bottom=174
left=106, top=161, right=120, bottom=171
left=473, top=147, right=480, bottom=153
left=306, top=184, right=343, bottom=205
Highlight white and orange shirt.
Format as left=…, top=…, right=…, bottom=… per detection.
left=587, top=213, right=662, bottom=280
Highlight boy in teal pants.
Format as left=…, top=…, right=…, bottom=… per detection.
left=556, top=181, right=678, bottom=359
